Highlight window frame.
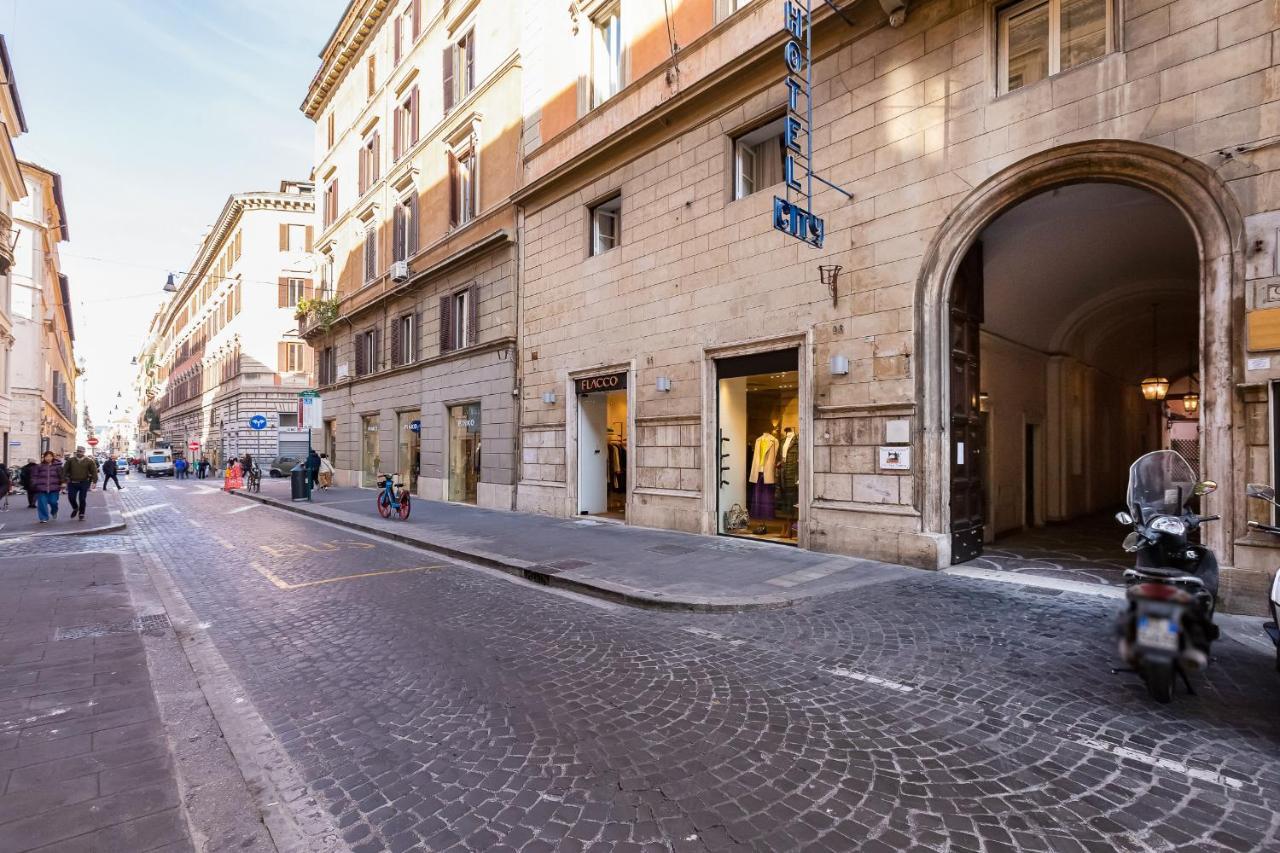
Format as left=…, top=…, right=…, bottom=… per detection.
left=589, top=193, right=621, bottom=256
left=285, top=277, right=306, bottom=308
left=448, top=140, right=479, bottom=228
left=451, top=290, right=470, bottom=349
left=398, top=313, right=416, bottom=364
left=730, top=115, right=786, bottom=201
left=284, top=342, right=305, bottom=373
left=363, top=227, right=378, bottom=284
left=996, top=0, right=1113, bottom=96
left=590, top=5, right=624, bottom=109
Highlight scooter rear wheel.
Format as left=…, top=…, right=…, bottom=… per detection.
left=1144, top=662, right=1175, bottom=703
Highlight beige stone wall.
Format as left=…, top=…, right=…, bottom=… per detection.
left=516, top=0, right=1280, bottom=568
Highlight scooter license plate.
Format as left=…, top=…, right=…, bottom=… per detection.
left=1137, top=616, right=1178, bottom=652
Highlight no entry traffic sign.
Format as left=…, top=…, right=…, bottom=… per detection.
left=86, top=436, right=99, bottom=447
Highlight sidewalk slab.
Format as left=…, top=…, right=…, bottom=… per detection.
left=230, top=480, right=919, bottom=610
left=0, top=487, right=126, bottom=540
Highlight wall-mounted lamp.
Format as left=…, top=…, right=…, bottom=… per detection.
left=829, top=354, right=849, bottom=376
left=163, top=273, right=178, bottom=293
left=541, top=391, right=557, bottom=405
left=819, top=264, right=843, bottom=306
left=656, top=376, right=672, bottom=392
left=978, top=392, right=990, bottom=413
left=1181, top=392, right=1199, bottom=416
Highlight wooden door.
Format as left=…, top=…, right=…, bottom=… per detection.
left=949, top=242, right=985, bottom=563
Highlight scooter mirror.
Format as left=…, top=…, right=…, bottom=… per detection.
left=1115, top=510, right=1133, bottom=525
left=1193, top=480, right=1218, bottom=496
left=1122, top=531, right=1145, bottom=553
left=1246, top=483, right=1276, bottom=500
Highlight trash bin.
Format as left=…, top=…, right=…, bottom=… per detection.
left=290, top=463, right=312, bottom=502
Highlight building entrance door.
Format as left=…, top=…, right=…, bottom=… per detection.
left=575, top=371, right=627, bottom=520
left=949, top=242, right=985, bottom=563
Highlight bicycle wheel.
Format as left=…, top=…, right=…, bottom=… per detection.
left=376, top=491, right=392, bottom=518
left=397, top=491, right=411, bottom=520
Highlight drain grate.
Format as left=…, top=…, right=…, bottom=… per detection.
left=55, top=613, right=171, bottom=641
left=648, top=544, right=697, bottom=556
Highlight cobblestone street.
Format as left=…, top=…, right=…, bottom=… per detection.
left=4, top=480, right=1280, bottom=852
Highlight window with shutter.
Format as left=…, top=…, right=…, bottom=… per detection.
left=439, top=294, right=452, bottom=353
left=393, top=204, right=405, bottom=262
left=463, top=30, right=475, bottom=97
left=394, top=15, right=403, bottom=64
left=467, top=285, right=479, bottom=347
left=413, top=311, right=423, bottom=361
left=408, top=194, right=419, bottom=255
left=305, top=225, right=314, bottom=251
left=364, top=228, right=377, bottom=283
left=367, top=55, right=376, bottom=97
left=278, top=224, right=288, bottom=251
left=448, top=153, right=459, bottom=227
left=410, top=87, right=420, bottom=145
left=412, top=0, right=421, bottom=38
left=372, top=327, right=382, bottom=371
left=390, top=314, right=402, bottom=366
left=393, top=103, right=403, bottom=161
left=354, top=334, right=366, bottom=376
left=277, top=277, right=288, bottom=308
left=590, top=194, right=621, bottom=255
left=443, top=46, right=455, bottom=113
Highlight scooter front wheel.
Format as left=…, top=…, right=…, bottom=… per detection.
left=376, top=492, right=392, bottom=518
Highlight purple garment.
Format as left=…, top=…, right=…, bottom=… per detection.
left=31, top=462, right=64, bottom=493
left=749, top=473, right=774, bottom=520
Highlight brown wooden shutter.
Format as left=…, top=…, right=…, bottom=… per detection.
left=354, top=334, right=365, bottom=376
left=412, top=0, right=421, bottom=38
left=278, top=224, right=288, bottom=250
left=372, top=131, right=380, bottom=181
left=408, top=193, right=419, bottom=255
left=373, top=326, right=382, bottom=371
left=409, top=87, right=420, bottom=145
left=278, top=341, right=287, bottom=373
left=392, top=204, right=404, bottom=262
left=467, top=152, right=478, bottom=219
left=390, top=315, right=402, bottom=367
left=359, top=144, right=368, bottom=194
left=393, top=104, right=402, bottom=161
left=305, top=225, right=314, bottom=251
left=442, top=46, right=454, bottom=113
left=467, top=285, right=479, bottom=347
left=278, top=277, right=288, bottom=308
left=465, top=32, right=475, bottom=95
left=303, top=278, right=315, bottom=300
left=394, top=16, right=402, bottom=64
left=413, top=311, right=423, bottom=361
left=439, top=295, right=452, bottom=353
left=303, top=343, right=315, bottom=376
left=448, top=153, right=459, bottom=226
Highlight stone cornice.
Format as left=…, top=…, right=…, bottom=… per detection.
left=302, top=0, right=392, bottom=120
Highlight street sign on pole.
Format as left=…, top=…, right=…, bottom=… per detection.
left=249, top=415, right=268, bottom=430
left=87, top=436, right=99, bottom=447
left=188, top=440, right=200, bottom=451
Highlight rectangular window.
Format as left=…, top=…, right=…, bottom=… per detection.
left=287, top=223, right=307, bottom=252
left=393, top=87, right=419, bottom=161
left=326, top=112, right=335, bottom=149
left=732, top=117, right=786, bottom=200
left=283, top=342, right=305, bottom=373
left=286, top=277, right=305, bottom=307
left=591, top=7, right=623, bottom=108
left=998, top=0, right=1109, bottom=95
left=319, top=346, right=336, bottom=385
left=394, top=7, right=413, bottom=64
left=319, top=255, right=335, bottom=299
left=355, top=328, right=381, bottom=376
left=390, top=312, right=418, bottom=366
left=324, top=178, right=339, bottom=227
left=439, top=286, right=478, bottom=352
left=358, top=133, right=380, bottom=195
left=448, top=145, right=477, bottom=227
left=364, top=228, right=378, bottom=283
left=393, top=194, right=418, bottom=261
left=590, top=194, right=621, bottom=255
left=443, top=29, right=475, bottom=113
left=279, top=412, right=299, bottom=428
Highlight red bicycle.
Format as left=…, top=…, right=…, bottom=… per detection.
left=375, top=473, right=411, bottom=520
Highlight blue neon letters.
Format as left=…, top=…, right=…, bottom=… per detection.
left=773, top=0, right=824, bottom=249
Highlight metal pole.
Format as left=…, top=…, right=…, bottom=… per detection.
left=806, top=0, right=813, bottom=209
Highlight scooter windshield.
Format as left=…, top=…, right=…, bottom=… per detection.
left=1127, top=450, right=1197, bottom=520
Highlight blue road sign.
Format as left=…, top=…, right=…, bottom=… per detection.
left=249, top=415, right=268, bottom=430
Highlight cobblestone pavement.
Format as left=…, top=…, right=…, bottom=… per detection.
left=970, top=515, right=1130, bottom=588
left=10, top=480, right=1280, bottom=852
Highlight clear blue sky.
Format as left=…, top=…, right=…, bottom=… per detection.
left=4, top=0, right=347, bottom=429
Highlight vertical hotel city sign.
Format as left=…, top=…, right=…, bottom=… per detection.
left=773, top=0, right=823, bottom=248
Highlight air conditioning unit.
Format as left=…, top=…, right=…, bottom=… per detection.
left=390, top=260, right=409, bottom=282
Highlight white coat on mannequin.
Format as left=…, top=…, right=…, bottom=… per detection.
left=749, top=433, right=779, bottom=484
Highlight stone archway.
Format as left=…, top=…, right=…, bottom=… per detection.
left=915, top=140, right=1245, bottom=569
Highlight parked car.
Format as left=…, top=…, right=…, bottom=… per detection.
left=269, top=456, right=302, bottom=478
left=145, top=449, right=175, bottom=478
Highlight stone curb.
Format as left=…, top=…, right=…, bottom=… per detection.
left=229, top=489, right=797, bottom=613
left=2, top=506, right=127, bottom=539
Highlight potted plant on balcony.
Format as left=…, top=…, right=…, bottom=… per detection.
left=295, top=296, right=340, bottom=333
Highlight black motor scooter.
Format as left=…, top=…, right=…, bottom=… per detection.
left=1115, top=450, right=1220, bottom=702
left=1244, top=484, right=1280, bottom=672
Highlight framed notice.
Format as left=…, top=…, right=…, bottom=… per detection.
left=879, top=446, right=911, bottom=471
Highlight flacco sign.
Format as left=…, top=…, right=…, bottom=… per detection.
left=773, top=0, right=824, bottom=249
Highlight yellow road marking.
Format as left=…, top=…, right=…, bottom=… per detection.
left=250, top=561, right=444, bottom=590
left=213, top=536, right=236, bottom=550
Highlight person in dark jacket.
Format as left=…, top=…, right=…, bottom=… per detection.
left=20, top=459, right=36, bottom=508
left=0, top=463, right=10, bottom=507
left=63, top=447, right=98, bottom=521
left=102, top=455, right=122, bottom=490
left=305, top=449, right=322, bottom=490
left=32, top=451, right=63, bottom=523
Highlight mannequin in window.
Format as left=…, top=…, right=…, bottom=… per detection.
left=749, top=430, right=779, bottom=520
left=776, top=426, right=799, bottom=524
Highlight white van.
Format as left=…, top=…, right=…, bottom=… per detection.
left=145, top=448, right=174, bottom=478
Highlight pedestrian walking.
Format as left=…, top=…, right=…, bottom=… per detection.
left=318, top=454, right=334, bottom=489
left=198, top=455, right=210, bottom=479
left=174, top=456, right=188, bottom=480
left=0, top=462, right=11, bottom=510
left=305, top=449, right=321, bottom=490
left=102, top=455, right=123, bottom=490
left=32, top=451, right=63, bottom=523
left=63, top=446, right=98, bottom=521
left=20, top=458, right=36, bottom=509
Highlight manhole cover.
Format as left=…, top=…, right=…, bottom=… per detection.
left=55, top=613, right=171, bottom=641
left=648, top=544, right=697, bottom=556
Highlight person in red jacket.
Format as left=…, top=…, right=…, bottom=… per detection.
left=31, top=450, right=64, bottom=523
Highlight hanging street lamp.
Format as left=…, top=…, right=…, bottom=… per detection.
left=1140, top=303, right=1169, bottom=401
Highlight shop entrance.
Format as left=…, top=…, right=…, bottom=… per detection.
left=576, top=372, right=627, bottom=520
left=947, top=182, right=1200, bottom=565
left=448, top=403, right=480, bottom=504
left=716, top=349, right=800, bottom=544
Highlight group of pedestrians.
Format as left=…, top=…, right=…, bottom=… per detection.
left=12, top=446, right=102, bottom=523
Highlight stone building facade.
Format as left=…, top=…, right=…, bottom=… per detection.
left=144, top=182, right=316, bottom=468
left=301, top=0, right=521, bottom=505
left=512, top=0, right=1280, bottom=610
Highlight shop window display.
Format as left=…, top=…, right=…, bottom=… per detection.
left=717, top=351, right=799, bottom=544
